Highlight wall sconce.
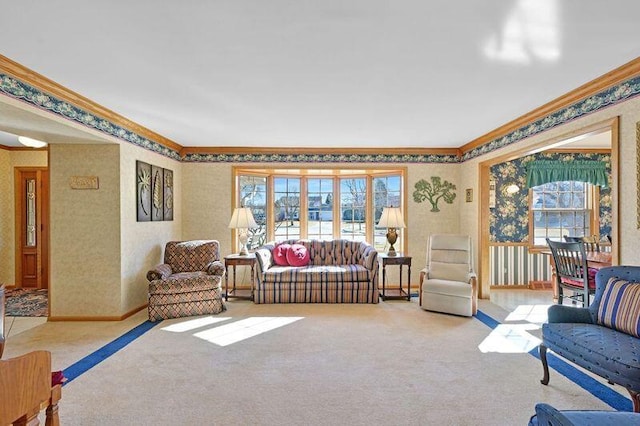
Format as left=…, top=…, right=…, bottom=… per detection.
left=506, top=184, right=520, bottom=194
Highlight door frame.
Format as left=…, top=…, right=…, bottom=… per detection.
left=477, top=117, right=619, bottom=299
left=14, top=166, right=49, bottom=289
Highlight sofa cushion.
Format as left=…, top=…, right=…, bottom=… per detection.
left=273, top=243, right=291, bottom=266
left=542, top=322, right=640, bottom=388
left=287, top=243, right=310, bottom=266
left=597, top=277, right=640, bottom=337
left=262, top=264, right=371, bottom=284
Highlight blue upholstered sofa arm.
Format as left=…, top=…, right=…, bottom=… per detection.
left=529, top=403, right=640, bottom=426
left=547, top=304, right=593, bottom=324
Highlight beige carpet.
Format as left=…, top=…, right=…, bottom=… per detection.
left=5, top=299, right=619, bottom=425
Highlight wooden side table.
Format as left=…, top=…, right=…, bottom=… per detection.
left=379, top=253, right=412, bottom=301
left=224, top=253, right=256, bottom=301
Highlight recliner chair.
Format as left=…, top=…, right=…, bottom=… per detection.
left=419, top=234, right=477, bottom=317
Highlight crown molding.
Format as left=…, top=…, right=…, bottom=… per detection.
left=1, top=53, right=639, bottom=163
left=461, top=57, right=640, bottom=156
left=0, top=54, right=182, bottom=152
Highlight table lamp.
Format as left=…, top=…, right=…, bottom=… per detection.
left=228, top=207, right=258, bottom=256
left=377, top=206, right=406, bottom=256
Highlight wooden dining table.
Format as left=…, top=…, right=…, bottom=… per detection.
left=540, top=249, right=612, bottom=300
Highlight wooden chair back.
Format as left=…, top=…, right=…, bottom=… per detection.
left=581, top=235, right=601, bottom=252
left=0, top=350, right=61, bottom=426
left=547, top=238, right=594, bottom=305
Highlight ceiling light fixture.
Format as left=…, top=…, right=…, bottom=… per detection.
left=18, top=136, right=48, bottom=148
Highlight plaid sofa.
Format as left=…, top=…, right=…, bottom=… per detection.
left=146, top=240, right=226, bottom=321
left=254, top=239, right=379, bottom=304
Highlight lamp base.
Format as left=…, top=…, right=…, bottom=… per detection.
left=386, top=228, right=398, bottom=256
left=238, top=246, right=249, bottom=256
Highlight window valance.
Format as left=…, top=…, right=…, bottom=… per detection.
left=526, top=160, right=608, bottom=188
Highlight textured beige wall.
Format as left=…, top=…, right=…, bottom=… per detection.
left=119, top=142, right=182, bottom=314
left=49, top=144, right=122, bottom=317
left=0, top=149, right=48, bottom=286
left=181, top=162, right=460, bottom=288
left=459, top=96, right=640, bottom=297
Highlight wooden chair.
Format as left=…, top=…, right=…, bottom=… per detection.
left=581, top=235, right=601, bottom=252
left=0, top=350, right=62, bottom=426
left=546, top=238, right=595, bottom=306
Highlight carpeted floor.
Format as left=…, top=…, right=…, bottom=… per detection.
left=5, top=298, right=627, bottom=425
left=5, top=288, right=48, bottom=317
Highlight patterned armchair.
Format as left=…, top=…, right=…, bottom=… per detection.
left=146, top=240, right=226, bottom=321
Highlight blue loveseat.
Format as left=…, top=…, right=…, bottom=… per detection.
left=539, top=266, right=640, bottom=412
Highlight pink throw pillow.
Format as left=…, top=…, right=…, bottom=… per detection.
left=273, top=244, right=291, bottom=266
left=286, top=243, right=310, bottom=267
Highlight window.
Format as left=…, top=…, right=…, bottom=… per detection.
left=530, top=181, right=597, bottom=246
left=340, top=178, right=367, bottom=241
left=239, top=175, right=268, bottom=248
left=373, top=175, right=402, bottom=250
left=234, top=168, right=405, bottom=251
left=274, top=177, right=301, bottom=241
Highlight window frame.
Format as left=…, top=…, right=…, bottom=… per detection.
left=528, top=181, right=600, bottom=249
left=232, top=166, right=407, bottom=252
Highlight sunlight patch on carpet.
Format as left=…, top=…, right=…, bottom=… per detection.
left=478, top=323, right=541, bottom=353
left=160, top=316, right=230, bottom=333
left=505, top=304, right=549, bottom=324
left=193, top=317, right=304, bottom=346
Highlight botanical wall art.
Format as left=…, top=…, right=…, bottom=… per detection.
left=136, top=161, right=151, bottom=221
left=413, top=176, right=457, bottom=212
left=163, top=168, right=174, bottom=221
left=136, top=160, right=173, bottom=222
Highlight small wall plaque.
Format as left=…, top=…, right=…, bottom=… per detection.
left=465, top=188, right=473, bottom=203
left=70, top=176, right=99, bottom=189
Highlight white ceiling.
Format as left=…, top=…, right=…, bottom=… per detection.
left=1, top=1, right=639, bottom=149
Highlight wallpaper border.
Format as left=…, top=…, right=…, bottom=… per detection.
left=0, top=73, right=181, bottom=161
left=1, top=71, right=639, bottom=164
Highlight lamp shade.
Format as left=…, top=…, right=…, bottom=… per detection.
left=228, top=207, right=258, bottom=229
left=377, top=207, right=406, bottom=228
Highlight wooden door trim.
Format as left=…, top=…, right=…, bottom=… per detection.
left=477, top=117, right=619, bottom=299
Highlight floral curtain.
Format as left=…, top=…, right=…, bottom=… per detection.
left=526, top=160, right=608, bottom=188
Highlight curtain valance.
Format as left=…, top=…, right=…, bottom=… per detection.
left=526, top=160, right=608, bottom=188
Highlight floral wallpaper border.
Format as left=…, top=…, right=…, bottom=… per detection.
left=1, top=70, right=638, bottom=164
left=0, top=73, right=181, bottom=161
left=463, top=77, right=640, bottom=161
left=181, top=152, right=460, bottom=163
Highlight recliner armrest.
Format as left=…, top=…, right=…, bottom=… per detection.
left=147, top=264, right=172, bottom=281
left=207, top=260, right=225, bottom=276
left=547, top=304, right=593, bottom=324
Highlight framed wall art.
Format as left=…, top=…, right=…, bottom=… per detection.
left=136, top=160, right=151, bottom=222
left=163, top=168, right=174, bottom=221
left=151, top=165, right=164, bottom=221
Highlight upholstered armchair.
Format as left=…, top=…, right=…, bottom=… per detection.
left=419, top=234, right=477, bottom=317
left=146, top=240, right=226, bottom=321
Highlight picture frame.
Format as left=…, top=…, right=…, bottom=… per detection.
left=163, top=168, right=174, bottom=221
left=136, top=161, right=151, bottom=222
left=151, top=165, right=164, bottom=221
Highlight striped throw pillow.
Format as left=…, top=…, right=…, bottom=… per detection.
left=597, top=278, right=640, bottom=337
